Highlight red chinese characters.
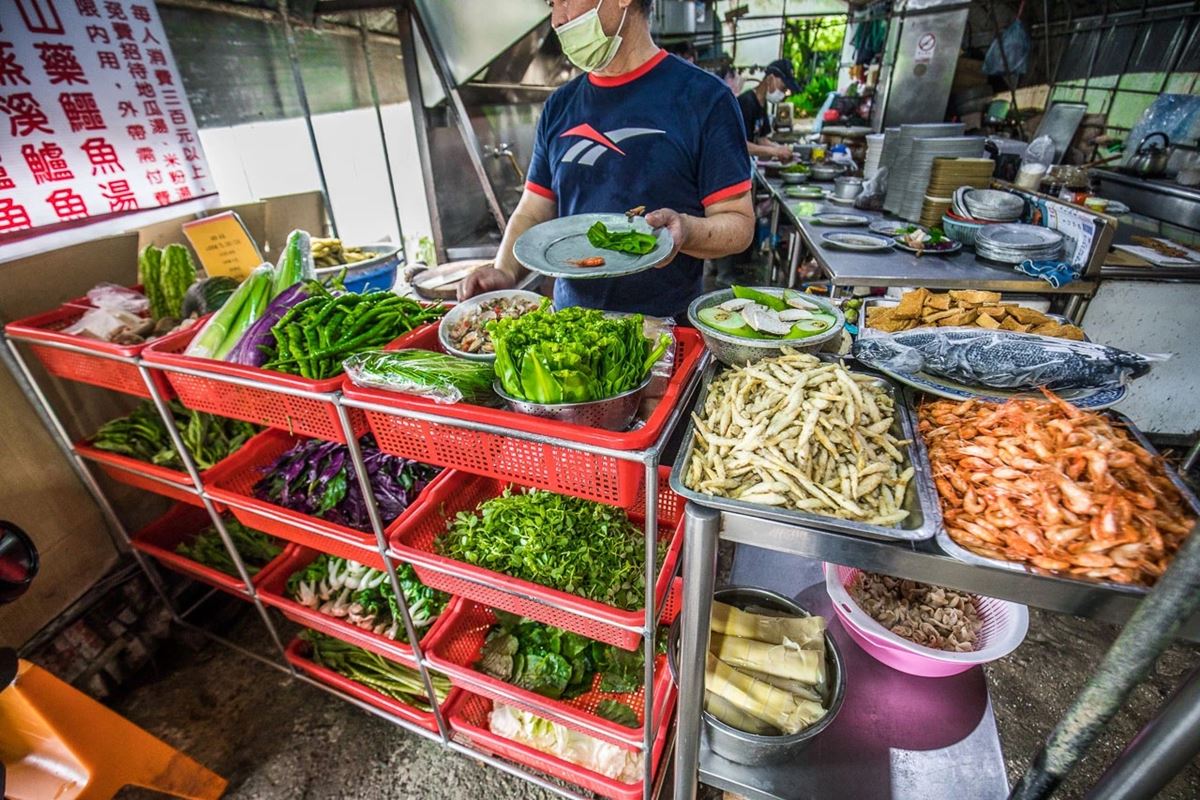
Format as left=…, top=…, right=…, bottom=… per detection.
left=0, top=93, right=54, bottom=137
left=97, top=51, right=120, bottom=70
left=80, top=136, right=123, bottom=175
left=22, top=142, right=74, bottom=184
left=135, top=146, right=154, bottom=163
left=46, top=188, right=88, bottom=221
left=0, top=199, right=33, bottom=233
left=17, top=0, right=66, bottom=35
left=36, top=43, right=89, bottom=86
left=0, top=158, right=15, bottom=191
left=0, top=42, right=31, bottom=87
left=100, top=178, right=138, bottom=211
left=60, top=92, right=106, bottom=131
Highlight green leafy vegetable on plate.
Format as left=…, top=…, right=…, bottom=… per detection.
left=585, top=221, right=658, bottom=255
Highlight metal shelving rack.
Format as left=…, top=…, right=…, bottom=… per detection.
left=3, top=324, right=705, bottom=800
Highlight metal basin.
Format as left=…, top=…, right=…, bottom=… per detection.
left=687, top=287, right=844, bottom=366
left=493, top=374, right=650, bottom=431
left=667, top=587, right=846, bottom=765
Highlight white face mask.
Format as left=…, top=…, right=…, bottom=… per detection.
left=766, top=89, right=786, bottom=104
left=555, top=0, right=629, bottom=73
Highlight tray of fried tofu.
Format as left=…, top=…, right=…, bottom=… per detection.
left=857, top=289, right=1086, bottom=340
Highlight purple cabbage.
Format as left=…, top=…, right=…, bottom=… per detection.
left=252, top=435, right=440, bottom=531
left=227, top=283, right=309, bottom=367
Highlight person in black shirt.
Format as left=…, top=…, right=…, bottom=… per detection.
left=736, top=58, right=801, bottom=163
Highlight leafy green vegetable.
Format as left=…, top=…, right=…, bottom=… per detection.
left=302, top=630, right=451, bottom=709
left=185, top=264, right=275, bottom=360
left=182, top=276, right=239, bottom=317
left=90, top=401, right=256, bottom=470
left=585, top=221, right=657, bottom=255
left=596, top=699, right=639, bottom=727
left=343, top=349, right=497, bottom=405
left=437, top=489, right=663, bottom=610
left=489, top=301, right=670, bottom=404
left=175, top=517, right=281, bottom=577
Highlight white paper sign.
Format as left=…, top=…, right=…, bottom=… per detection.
left=914, top=32, right=937, bottom=65
left=0, top=0, right=214, bottom=241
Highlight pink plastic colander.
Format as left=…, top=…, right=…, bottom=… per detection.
left=824, top=563, right=1028, bottom=678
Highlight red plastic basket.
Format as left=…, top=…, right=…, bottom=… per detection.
left=257, top=545, right=463, bottom=668
left=205, top=429, right=448, bottom=564
left=425, top=581, right=680, bottom=749
left=447, top=690, right=675, bottom=800
left=343, top=325, right=705, bottom=508
left=285, top=635, right=459, bottom=735
left=143, top=319, right=436, bottom=444
left=131, top=504, right=287, bottom=596
left=5, top=305, right=172, bottom=399
left=75, top=439, right=206, bottom=507
left=388, top=468, right=684, bottom=652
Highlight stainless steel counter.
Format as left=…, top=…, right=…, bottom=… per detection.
left=759, top=172, right=1096, bottom=296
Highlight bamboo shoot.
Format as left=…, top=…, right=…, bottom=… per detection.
left=711, top=601, right=826, bottom=647
left=710, top=633, right=825, bottom=685
left=704, top=692, right=778, bottom=735
left=705, top=654, right=826, bottom=735
left=738, top=668, right=824, bottom=704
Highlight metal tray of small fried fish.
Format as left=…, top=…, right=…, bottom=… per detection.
left=930, top=408, right=1200, bottom=594
left=668, top=358, right=942, bottom=543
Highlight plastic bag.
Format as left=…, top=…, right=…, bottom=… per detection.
left=852, top=328, right=1169, bottom=391
left=85, top=282, right=150, bottom=314
left=642, top=315, right=676, bottom=399
left=1022, top=135, right=1056, bottom=169
left=342, top=350, right=497, bottom=405
left=64, top=306, right=146, bottom=341
left=983, top=20, right=1030, bottom=78
left=856, top=166, right=887, bottom=211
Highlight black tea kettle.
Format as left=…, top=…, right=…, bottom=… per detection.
left=1127, top=132, right=1172, bottom=178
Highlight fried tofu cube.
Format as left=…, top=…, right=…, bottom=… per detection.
left=926, top=293, right=952, bottom=311
left=893, top=289, right=929, bottom=320
left=923, top=309, right=959, bottom=323
left=1009, top=306, right=1052, bottom=325
left=1000, top=316, right=1031, bottom=332
left=940, top=310, right=978, bottom=326
left=976, top=313, right=1002, bottom=329
left=949, top=290, right=1001, bottom=306
left=1059, top=325, right=1086, bottom=341
left=1031, top=322, right=1061, bottom=335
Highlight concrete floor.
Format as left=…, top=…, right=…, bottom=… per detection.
left=109, top=599, right=1199, bottom=800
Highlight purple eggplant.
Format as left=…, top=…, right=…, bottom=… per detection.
left=226, top=283, right=309, bottom=367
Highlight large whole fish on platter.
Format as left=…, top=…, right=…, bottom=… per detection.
left=852, top=327, right=1167, bottom=391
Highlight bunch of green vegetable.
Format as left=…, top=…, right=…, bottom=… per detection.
left=90, top=401, right=256, bottom=470
left=302, top=630, right=451, bottom=709
left=175, top=517, right=281, bottom=577
left=185, top=230, right=315, bottom=361
left=342, top=349, right=496, bottom=405
left=138, top=243, right=197, bottom=320
left=489, top=302, right=670, bottom=404
left=258, top=284, right=444, bottom=380
left=286, top=555, right=448, bottom=641
left=585, top=221, right=657, bottom=255
left=436, top=489, right=664, bottom=610
left=478, top=613, right=651, bottom=726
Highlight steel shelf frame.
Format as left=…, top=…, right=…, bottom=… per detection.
left=3, top=323, right=702, bottom=800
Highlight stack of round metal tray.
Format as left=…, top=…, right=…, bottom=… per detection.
left=975, top=223, right=1065, bottom=263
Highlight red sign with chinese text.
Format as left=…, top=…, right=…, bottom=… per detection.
left=0, top=0, right=214, bottom=240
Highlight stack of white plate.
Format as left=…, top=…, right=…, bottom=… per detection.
left=962, top=189, right=1024, bottom=222
left=975, top=224, right=1065, bottom=263
left=884, top=123, right=965, bottom=215
left=864, top=133, right=885, bottom=180
left=896, top=136, right=986, bottom=222
left=877, top=127, right=901, bottom=177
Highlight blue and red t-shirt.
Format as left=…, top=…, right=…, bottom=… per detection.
left=526, top=51, right=752, bottom=318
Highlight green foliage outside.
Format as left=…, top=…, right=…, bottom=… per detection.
left=781, top=16, right=847, bottom=118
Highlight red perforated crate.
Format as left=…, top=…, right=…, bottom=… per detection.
left=447, top=690, right=675, bottom=800
left=205, top=429, right=448, bottom=564
left=425, top=581, right=680, bottom=749
left=131, top=504, right=287, bottom=596
left=75, top=439, right=207, bottom=507
left=388, top=468, right=684, bottom=652
left=342, top=325, right=705, bottom=508
left=258, top=544, right=463, bottom=667
left=5, top=305, right=172, bottom=398
left=285, top=635, right=459, bottom=735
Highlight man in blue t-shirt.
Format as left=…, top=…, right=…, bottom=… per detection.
left=459, top=0, right=754, bottom=319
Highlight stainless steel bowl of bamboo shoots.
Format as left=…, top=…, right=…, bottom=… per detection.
left=667, top=587, right=846, bottom=765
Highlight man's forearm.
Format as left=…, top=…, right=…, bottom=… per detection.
left=747, top=141, right=777, bottom=159
left=680, top=209, right=754, bottom=260
left=493, top=209, right=540, bottom=282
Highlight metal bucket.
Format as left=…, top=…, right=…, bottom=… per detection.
left=667, top=587, right=846, bottom=765
left=493, top=375, right=651, bottom=431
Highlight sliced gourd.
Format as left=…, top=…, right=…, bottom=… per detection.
left=698, top=306, right=756, bottom=337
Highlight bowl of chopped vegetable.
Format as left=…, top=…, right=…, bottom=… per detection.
left=667, top=587, right=845, bottom=765
left=437, top=289, right=542, bottom=363
left=688, top=286, right=844, bottom=366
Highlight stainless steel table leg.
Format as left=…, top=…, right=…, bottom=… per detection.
left=767, top=200, right=782, bottom=284
left=673, top=502, right=720, bottom=800
left=1085, top=665, right=1200, bottom=800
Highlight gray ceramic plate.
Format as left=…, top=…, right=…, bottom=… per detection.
left=513, top=213, right=674, bottom=280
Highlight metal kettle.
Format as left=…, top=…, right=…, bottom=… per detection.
left=1127, top=132, right=1172, bottom=177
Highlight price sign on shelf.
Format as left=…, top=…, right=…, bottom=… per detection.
left=182, top=211, right=262, bottom=280
left=0, top=0, right=215, bottom=241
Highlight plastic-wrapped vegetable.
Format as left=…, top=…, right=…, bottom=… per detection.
left=226, top=283, right=309, bottom=367
left=852, top=328, right=1168, bottom=391
left=343, top=349, right=496, bottom=404
left=273, top=229, right=315, bottom=296
left=185, top=264, right=274, bottom=360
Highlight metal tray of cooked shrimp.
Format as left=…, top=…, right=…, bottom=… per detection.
left=929, top=408, right=1200, bottom=594
left=668, top=357, right=942, bottom=543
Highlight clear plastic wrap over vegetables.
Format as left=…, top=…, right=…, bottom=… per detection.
left=252, top=435, right=441, bottom=531
left=343, top=350, right=497, bottom=405
left=852, top=327, right=1168, bottom=391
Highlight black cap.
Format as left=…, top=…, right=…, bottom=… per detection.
left=765, top=59, right=801, bottom=93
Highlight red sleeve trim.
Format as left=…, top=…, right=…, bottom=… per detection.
left=525, top=181, right=555, bottom=200
left=701, top=179, right=752, bottom=207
